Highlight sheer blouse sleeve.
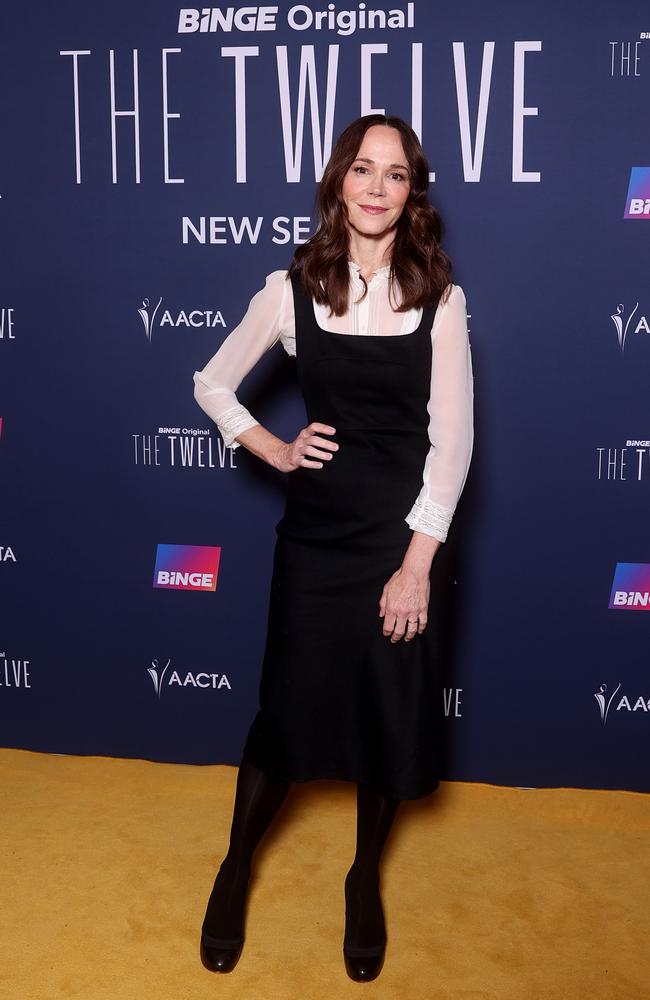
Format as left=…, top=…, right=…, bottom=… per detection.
left=405, top=284, right=474, bottom=543
left=192, top=269, right=295, bottom=449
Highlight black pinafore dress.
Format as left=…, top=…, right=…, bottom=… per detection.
left=241, top=271, right=459, bottom=800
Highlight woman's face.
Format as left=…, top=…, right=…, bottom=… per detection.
left=341, top=125, right=411, bottom=240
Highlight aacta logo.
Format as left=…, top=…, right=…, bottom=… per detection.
left=608, top=562, right=650, bottom=610
left=147, top=658, right=231, bottom=699
left=138, top=296, right=225, bottom=342
left=595, top=683, right=650, bottom=723
left=624, top=166, right=650, bottom=218
left=610, top=302, right=649, bottom=351
left=153, top=543, right=221, bottom=591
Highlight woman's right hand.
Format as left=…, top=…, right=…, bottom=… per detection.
left=274, top=422, right=339, bottom=473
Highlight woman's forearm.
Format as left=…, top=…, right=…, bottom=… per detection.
left=233, top=424, right=287, bottom=471
left=401, top=530, right=442, bottom=576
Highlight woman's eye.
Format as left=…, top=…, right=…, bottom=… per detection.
left=352, top=165, right=406, bottom=182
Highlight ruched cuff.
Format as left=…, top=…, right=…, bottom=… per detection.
left=215, top=403, right=260, bottom=450
left=404, top=496, right=454, bottom=543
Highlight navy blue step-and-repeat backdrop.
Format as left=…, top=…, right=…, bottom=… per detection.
left=1, top=2, right=648, bottom=792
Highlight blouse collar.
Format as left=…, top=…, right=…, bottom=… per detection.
left=348, top=259, right=391, bottom=281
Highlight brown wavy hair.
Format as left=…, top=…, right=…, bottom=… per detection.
left=287, top=113, right=453, bottom=316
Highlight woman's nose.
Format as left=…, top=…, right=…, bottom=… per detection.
left=368, top=175, right=386, bottom=197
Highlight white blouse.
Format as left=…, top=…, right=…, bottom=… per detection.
left=192, top=260, right=474, bottom=543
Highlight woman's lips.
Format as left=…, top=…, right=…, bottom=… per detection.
left=358, top=204, right=388, bottom=214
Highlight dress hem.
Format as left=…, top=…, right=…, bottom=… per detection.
left=240, top=750, right=440, bottom=802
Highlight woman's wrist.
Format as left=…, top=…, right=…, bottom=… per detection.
left=234, top=424, right=288, bottom=470
left=401, top=530, right=442, bottom=577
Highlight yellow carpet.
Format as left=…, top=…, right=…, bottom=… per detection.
left=1, top=747, right=648, bottom=1000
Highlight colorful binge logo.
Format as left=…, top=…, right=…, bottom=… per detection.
left=624, top=167, right=650, bottom=218
left=153, top=544, right=221, bottom=591
left=608, top=562, right=650, bottom=610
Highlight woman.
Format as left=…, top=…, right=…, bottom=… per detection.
left=192, top=113, right=474, bottom=981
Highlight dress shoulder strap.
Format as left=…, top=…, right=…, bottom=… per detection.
left=289, top=269, right=317, bottom=330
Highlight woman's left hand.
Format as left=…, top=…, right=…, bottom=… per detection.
left=379, top=566, right=430, bottom=643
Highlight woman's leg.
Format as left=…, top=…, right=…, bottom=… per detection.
left=344, top=780, right=400, bottom=955
left=202, top=757, right=291, bottom=944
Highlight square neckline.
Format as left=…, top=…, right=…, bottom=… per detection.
left=310, top=298, right=427, bottom=339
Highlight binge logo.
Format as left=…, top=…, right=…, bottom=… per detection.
left=608, top=562, right=650, bottom=610
left=153, top=543, right=221, bottom=591
left=624, top=167, right=650, bottom=218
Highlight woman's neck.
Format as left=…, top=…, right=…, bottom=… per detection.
left=347, top=233, right=394, bottom=280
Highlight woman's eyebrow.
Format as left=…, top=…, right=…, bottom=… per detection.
left=353, top=156, right=410, bottom=172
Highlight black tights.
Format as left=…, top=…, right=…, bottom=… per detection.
left=201, top=758, right=400, bottom=950
left=344, top=780, right=400, bottom=951
left=202, top=757, right=290, bottom=945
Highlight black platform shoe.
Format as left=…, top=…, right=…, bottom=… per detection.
left=199, top=931, right=244, bottom=973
